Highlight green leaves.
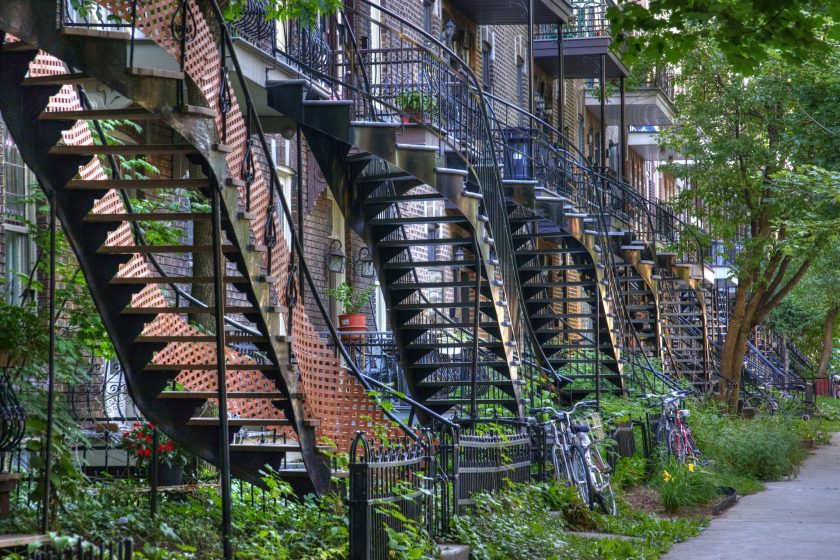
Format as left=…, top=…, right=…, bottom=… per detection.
left=609, top=0, right=838, bottom=74
left=224, top=0, right=344, bottom=30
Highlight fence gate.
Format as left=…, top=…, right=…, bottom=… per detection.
left=457, top=431, right=531, bottom=508
left=348, top=433, right=433, bottom=560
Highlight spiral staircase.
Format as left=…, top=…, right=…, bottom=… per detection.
left=0, top=0, right=397, bottom=495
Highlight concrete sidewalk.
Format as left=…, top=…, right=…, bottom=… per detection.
left=662, top=433, right=840, bottom=560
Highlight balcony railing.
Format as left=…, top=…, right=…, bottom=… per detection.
left=535, top=0, right=615, bottom=40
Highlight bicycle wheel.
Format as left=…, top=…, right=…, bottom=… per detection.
left=588, top=447, right=617, bottom=515
left=668, top=429, right=687, bottom=463
left=684, top=428, right=702, bottom=459
left=569, top=446, right=591, bottom=506
left=551, top=445, right=569, bottom=482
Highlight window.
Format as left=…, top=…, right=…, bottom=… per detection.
left=516, top=57, right=525, bottom=109
left=481, top=39, right=492, bottom=91
left=423, top=0, right=434, bottom=35
left=5, top=229, right=32, bottom=305
left=3, top=131, right=31, bottom=224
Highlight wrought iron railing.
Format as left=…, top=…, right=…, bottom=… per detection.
left=535, top=0, right=616, bottom=40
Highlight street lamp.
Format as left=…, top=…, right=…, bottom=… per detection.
left=325, top=239, right=346, bottom=273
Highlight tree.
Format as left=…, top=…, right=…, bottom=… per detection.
left=608, top=0, right=840, bottom=74
left=661, top=41, right=840, bottom=408
left=769, top=245, right=840, bottom=377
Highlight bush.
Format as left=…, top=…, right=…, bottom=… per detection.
left=654, top=460, right=718, bottom=513
left=689, top=402, right=806, bottom=481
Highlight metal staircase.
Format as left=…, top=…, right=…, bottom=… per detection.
left=0, top=0, right=402, bottom=495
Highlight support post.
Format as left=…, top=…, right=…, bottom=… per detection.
left=40, top=194, right=57, bottom=534
left=599, top=54, right=607, bottom=170
left=595, top=288, right=602, bottom=409
left=211, top=182, right=233, bottom=560
left=150, top=427, right=159, bottom=518
left=619, top=76, right=626, bottom=180
left=297, top=125, right=304, bottom=299
left=470, top=237, right=481, bottom=420
left=528, top=0, right=535, bottom=117
left=557, top=21, right=564, bottom=132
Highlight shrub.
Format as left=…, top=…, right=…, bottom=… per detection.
left=689, top=403, right=806, bottom=481
left=654, top=460, right=718, bottom=513
left=612, top=456, right=648, bottom=490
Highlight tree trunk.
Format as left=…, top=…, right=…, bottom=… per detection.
left=781, top=333, right=789, bottom=379
left=719, top=280, right=750, bottom=408
left=817, top=304, right=839, bottom=378
left=190, top=213, right=216, bottom=332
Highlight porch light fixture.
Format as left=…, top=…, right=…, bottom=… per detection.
left=326, top=239, right=346, bottom=273
left=357, top=247, right=376, bottom=278
left=443, top=20, right=456, bottom=47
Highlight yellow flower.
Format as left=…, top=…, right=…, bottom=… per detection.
left=687, top=463, right=696, bottom=473
left=663, top=470, right=672, bottom=482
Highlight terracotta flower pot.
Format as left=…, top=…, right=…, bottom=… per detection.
left=338, top=313, right=366, bottom=340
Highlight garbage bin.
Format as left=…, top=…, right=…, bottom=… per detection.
left=502, top=128, right=534, bottom=180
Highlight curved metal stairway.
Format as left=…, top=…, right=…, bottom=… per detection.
left=0, top=0, right=396, bottom=495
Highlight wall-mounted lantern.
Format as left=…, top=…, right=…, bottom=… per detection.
left=325, top=239, right=346, bottom=273
left=357, top=247, right=376, bottom=278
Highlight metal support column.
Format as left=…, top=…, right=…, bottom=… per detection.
left=595, top=287, right=602, bottom=408
left=40, top=195, right=57, bottom=534
left=150, top=427, right=159, bottom=517
left=528, top=0, right=535, bottom=117
left=619, top=76, right=626, bottom=180
left=557, top=21, right=564, bottom=132
left=470, top=237, right=481, bottom=420
left=211, top=182, right=233, bottom=560
left=599, top=54, right=607, bottom=170
left=297, top=125, right=304, bottom=299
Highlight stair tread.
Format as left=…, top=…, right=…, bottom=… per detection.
left=49, top=144, right=198, bottom=155
left=66, top=178, right=210, bottom=190
left=97, top=245, right=237, bottom=254
left=24, top=72, right=91, bottom=86
left=124, top=305, right=259, bottom=314
left=84, top=212, right=210, bottom=222
left=112, top=276, right=248, bottom=285
left=158, top=391, right=288, bottom=399
left=39, top=107, right=156, bottom=120
left=137, top=335, right=270, bottom=343
left=145, top=363, right=278, bottom=371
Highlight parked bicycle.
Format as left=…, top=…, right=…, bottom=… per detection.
left=532, top=401, right=617, bottom=515
left=644, top=390, right=701, bottom=464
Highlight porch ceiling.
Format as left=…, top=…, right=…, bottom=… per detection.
left=446, top=0, right=573, bottom=25
left=584, top=89, right=675, bottom=126
left=534, top=37, right=628, bottom=79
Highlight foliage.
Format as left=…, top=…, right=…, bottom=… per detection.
left=688, top=402, right=807, bottom=481
left=120, top=422, right=189, bottom=469
left=611, top=456, right=648, bottom=490
left=654, top=459, right=718, bottom=513
left=607, top=0, right=840, bottom=74
left=223, top=0, right=343, bottom=30
left=0, top=299, right=48, bottom=364
left=395, top=90, right=438, bottom=114
left=326, top=281, right=376, bottom=315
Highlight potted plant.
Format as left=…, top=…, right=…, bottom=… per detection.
left=0, top=300, right=48, bottom=368
left=395, top=89, right=438, bottom=124
left=327, top=282, right=376, bottom=337
left=121, top=421, right=189, bottom=486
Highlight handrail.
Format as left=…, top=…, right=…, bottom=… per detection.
left=205, top=0, right=456, bottom=432
left=345, top=0, right=565, bottom=396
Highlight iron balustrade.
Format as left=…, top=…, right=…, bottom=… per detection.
left=535, top=0, right=616, bottom=41
left=348, top=432, right=434, bottom=560
left=24, top=536, right=134, bottom=560
left=455, top=426, right=531, bottom=507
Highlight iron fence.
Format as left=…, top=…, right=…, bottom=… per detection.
left=456, top=429, right=531, bottom=507
left=348, top=432, right=434, bottom=560
left=23, top=536, right=133, bottom=560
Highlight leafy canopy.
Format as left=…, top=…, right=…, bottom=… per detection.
left=608, top=0, right=840, bottom=74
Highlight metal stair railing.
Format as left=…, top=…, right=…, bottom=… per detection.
left=204, top=0, right=457, bottom=434
left=482, top=93, right=680, bottom=396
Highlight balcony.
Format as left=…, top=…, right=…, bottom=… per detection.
left=446, top=0, right=573, bottom=24
left=534, top=0, right=628, bottom=79
left=584, top=68, right=676, bottom=126
left=627, top=126, right=679, bottom=161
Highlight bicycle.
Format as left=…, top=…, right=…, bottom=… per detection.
left=644, top=390, right=701, bottom=464
left=532, top=401, right=617, bottom=515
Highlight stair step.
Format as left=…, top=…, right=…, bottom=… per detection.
left=412, top=361, right=508, bottom=369
left=124, top=305, right=258, bottom=314
left=49, top=144, right=198, bottom=156
left=39, top=107, right=156, bottom=120
left=389, top=280, right=478, bottom=290
left=60, top=27, right=130, bottom=39
left=188, top=417, right=320, bottom=427
left=97, top=244, right=237, bottom=254
left=127, top=67, right=185, bottom=80
left=356, top=171, right=415, bottom=184
left=370, top=215, right=468, bottom=226
left=136, top=335, right=272, bottom=343
left=145, top=363, right=278, bottom=372
left=231, top=443, right=338, bottom=453
left=23, top=72, right=91, bottom=86
left=378, top=237, right=473, bottom=247
left=364, top=193, right=443, bottom=204
left=393, top=301, right=495, bottom=310
left=417, top=380, right=511, bottom=387
left=84, top=212, right=210, bottom=222
left=112, top=276, right=248, bottom=285
left=158, top=391, right=287, bottom=399
left=383, top=259, right=478, bottom=270
left=66, top=178, right=210, bottom=190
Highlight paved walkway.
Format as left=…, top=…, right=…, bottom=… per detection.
left=663, top=433, right=840, bottom=560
